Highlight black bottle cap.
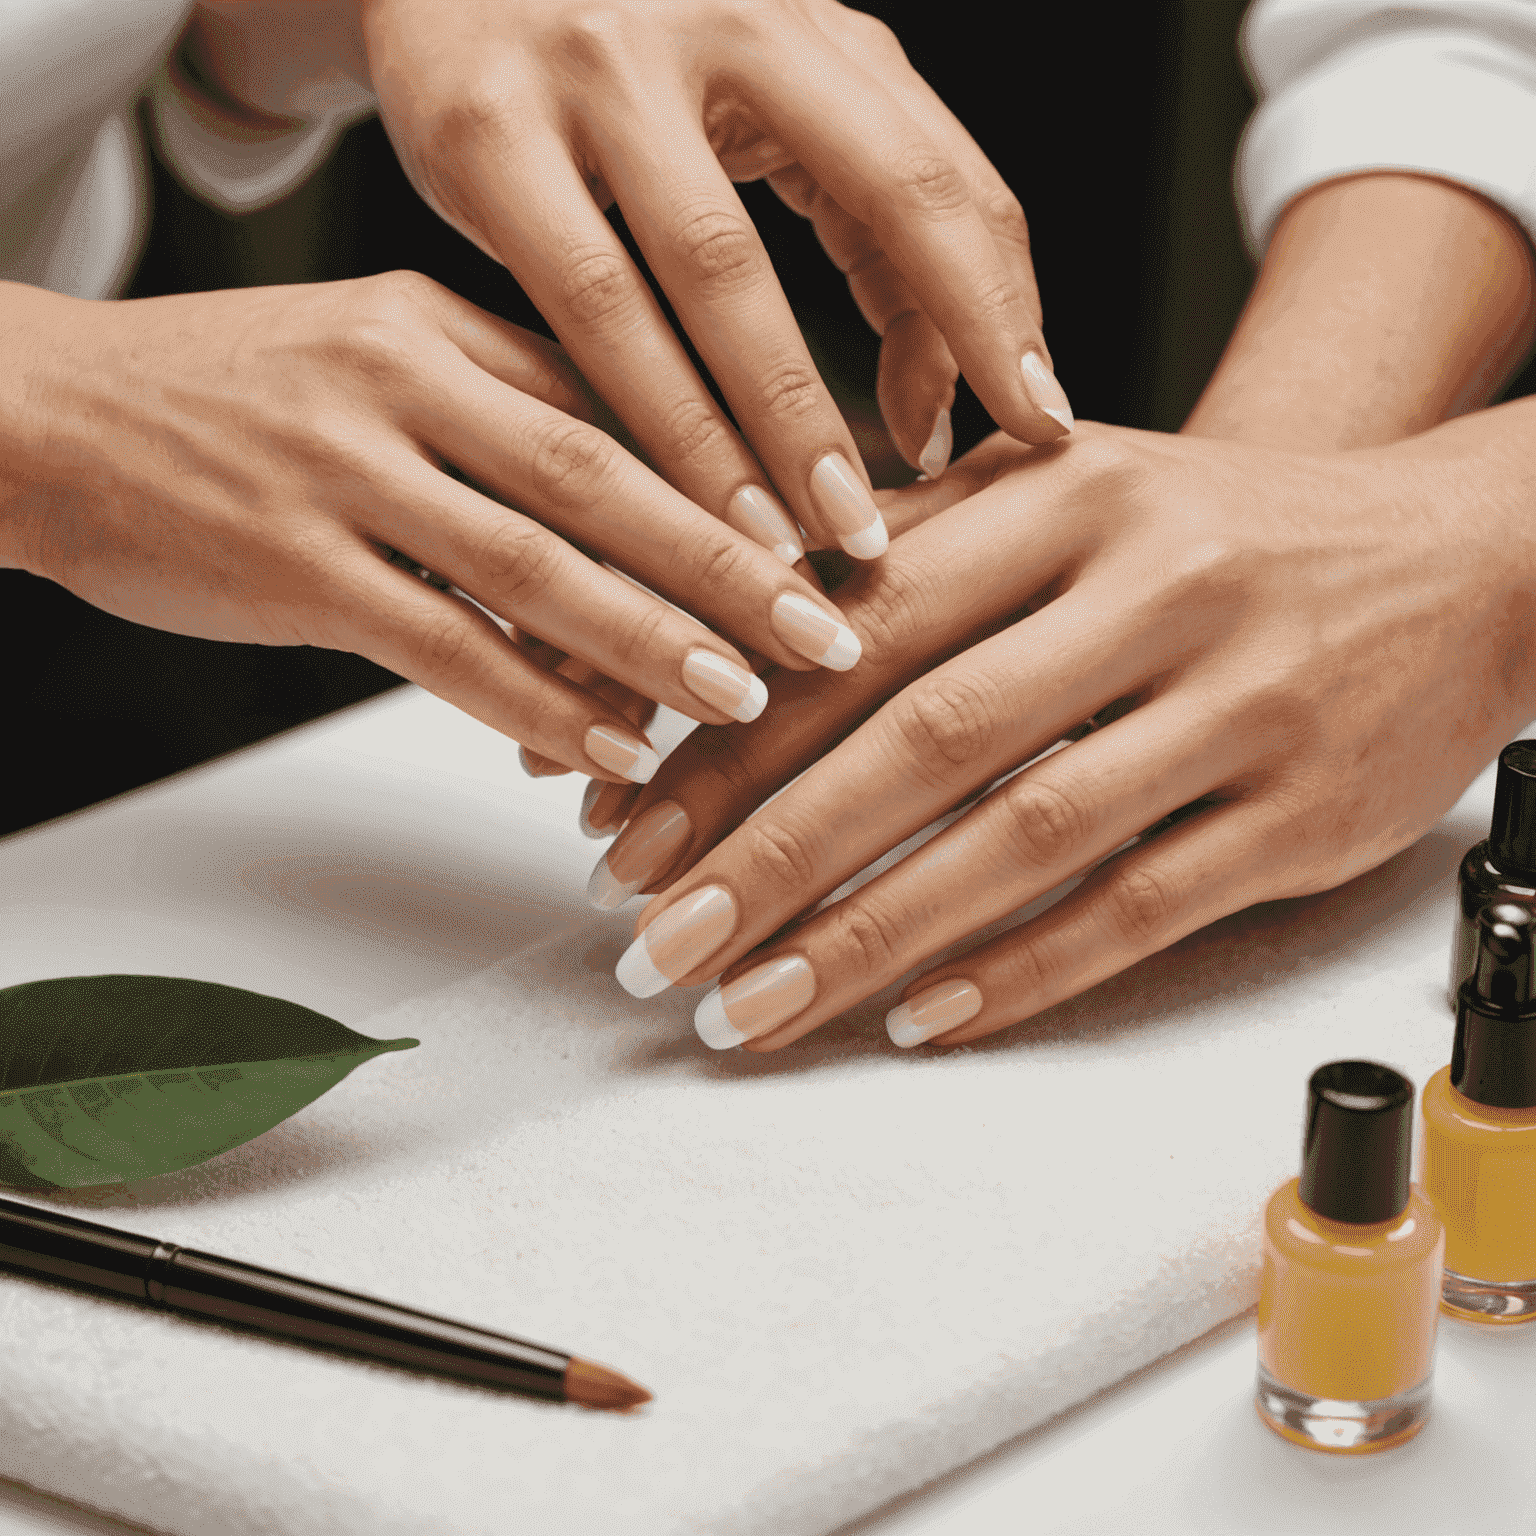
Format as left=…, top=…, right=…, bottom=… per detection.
left=1452, top=902, right=1536, bottom=1108
left=1489, top=741, right=1536, bottom=877
left=1296, top=1060, right=1413, bottom=1224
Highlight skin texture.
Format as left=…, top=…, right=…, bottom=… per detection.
left=599, top=170, right=1536, bottom=1049
left=191, top=0, right=1070, bottom=536
left=0, top=275, right=854, bottom=779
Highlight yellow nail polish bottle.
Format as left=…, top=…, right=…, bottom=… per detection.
left=1422, top=902, right=1536, bottom=1323
left=1256, top=1061, right=1444, bottom=1453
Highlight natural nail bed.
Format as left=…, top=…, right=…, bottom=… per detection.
left=729, top=485, right=803, bottom=567
left=614, top=884, right=737, bottom=998
left=886, top=979, right=983, bottom=1048
left=809, top=453, right=889, bottom=560
left=587, top=801, right=692, bottom=910
left=694, top=955, right=817, bottom=1049
left=682, top=649, right=768, bottom=723
left=584, top=724, right=660, bottom=784
left=769, top=592, right=862, bottom=671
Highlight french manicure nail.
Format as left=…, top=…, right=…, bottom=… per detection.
left=809, top=453, right=889, bottom=559
left=729, top=485, right=804, bottom=567
left=694, top=955, right=816, bottom=1049
left=615, top=884, right=737, bottom=998
left=579, top=779, right=609, bottom=838
left=587, top=800, right=692, bottom=910
left=682, top=649, right=767, bottom=723
left=917, top=408, right=952, bottom=479
left=770, top=592, right=862, bottom=671
left=581, top=779, right=637, bottom=839
left=886, top=979, right=983, bottom=1048
left=584, top=724, right=660, bottom=783
left=1020, top=352, right=1074, bottom=435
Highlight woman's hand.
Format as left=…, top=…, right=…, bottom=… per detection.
left=585, top=417, right=1536, bottom=1045
left=193, top=0, right=1069, bottom=557
left=0, top=275, right=862, bottom=780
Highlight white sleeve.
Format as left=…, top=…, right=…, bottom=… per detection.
left=145, top=37, right=375, bottom=216
left=1237, top=0, right=1536, bottom=255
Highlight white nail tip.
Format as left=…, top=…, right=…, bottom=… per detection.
left=839, top=520, right=889, bottom=560
left=615, top=936, right=671, bottom=998
left=626, top=746, right=661, bottom=784
left=918, top=409, right=952, bottom=479
left=518, top=747, right=536, bottom=777
left=694, top=988, right=747, bottom=1050
left=773, top=541, right=804, bottom=567
left=885, top=1004, right=929, bottom=1049
left=817, top=626, right=862, bottom=671
left=586, top=856, right=638, bottom=911
left=1044, top=406, right=1074, bottom=433
left=578, top=781, right=609, bottom=839
left=735, top=674, right=769, bottom=723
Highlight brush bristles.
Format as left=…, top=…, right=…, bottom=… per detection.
left=564, top=1356, right=652, bottom=1410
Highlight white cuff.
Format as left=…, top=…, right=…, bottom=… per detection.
left=146, top=56, right=373, bottom=216
left=1238, top=5, right=1536, bottom=257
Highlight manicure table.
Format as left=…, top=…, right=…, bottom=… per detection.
left=0, top=687, right=1530, bottom=1536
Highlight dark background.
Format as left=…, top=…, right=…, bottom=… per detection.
left=0, top=0, right=1434, bottom=836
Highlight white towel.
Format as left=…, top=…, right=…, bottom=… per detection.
left=0, top=759, right=1496, bottom=1536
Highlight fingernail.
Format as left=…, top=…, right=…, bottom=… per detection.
left=587, top=800, right=692, bottom=910
left=584, top=724, right=660, bottom=783
left=518, top=746, right=561, bottom=778
left=579, top=779, right=634, bottom=839
left=615, top=884, right=737, bottom=998
left=917, top=407, right=952, bottom=479
left=1020, top=352, right=1074, bottom=435
left=809, top=453, right=889, bottom=560
left=694, top=955, right=816, bottom=1049
left=682, top=649, right=768, bottom=724
left=886, top=979, right=982, bottom=1049
left=770, top=592, right=862, bottom=671
left=729, top=485, right=804, bottom=567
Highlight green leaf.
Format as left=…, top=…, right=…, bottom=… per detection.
left=0, top=976, right=417, bottom=1189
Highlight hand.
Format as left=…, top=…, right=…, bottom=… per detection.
left=583, top=419, right=1536, bottom=1045
left=0, top=275, right=862, bottom=780
left=319, top=0, right=1066, bottom=553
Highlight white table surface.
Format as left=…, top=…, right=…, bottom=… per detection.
left=1, top=687, right=1531, bottom=1536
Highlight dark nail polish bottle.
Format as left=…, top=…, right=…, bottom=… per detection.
left=1451, top=742, right=1536, bottom=1003
left=1422, top=902, right=1536, bottom=1323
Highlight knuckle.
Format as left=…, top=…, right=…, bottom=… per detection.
left=1099, top=863, right=1179, bottom=947
left=409, top=610, right=477, bottom=685
left=474, top=519, right=564, bottom=610
left=982, top=186, right=1031, bottom=251
left=659, top=396, right=734, bottom=470
left=608, top=599, right=672, bottom=668
left=757, top=360, right=822, bottom=424
left=735, top=815, right=823, bottom=899
left=688, top=535, right=758, bottom=597
left=825, top=899, right=905, bottom=975
left=889, top=148, right=970, bottom=218
left=555, top=245, right=641, bottom=327
left=843, top=558, right=935, bottom=666
left=993, top=933, right=1063, bottom=1003
left=887, top=674, right=1006, bottom=775
left=671, top=206, right=761, bottom=290
left=843, top=9, right=905, bottom=58
left=998, top=777, right=1095, bottom=871
left=550, top=5, right=640, bottom=74
left=527, top=418, right=620, bottom=503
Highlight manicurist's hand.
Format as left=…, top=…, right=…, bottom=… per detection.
left=0, top=276, right=863, bottom=780
left=192, top=0, right=1070, bottom=555
left=587, top=416, right=1536, bottom=1047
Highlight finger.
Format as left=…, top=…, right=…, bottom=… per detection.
left=752, top=57, right=1071, bottom=445
left=522, top=657, right=657, bottom=779
left=366, top=449, right=776, bottom=729
left=426, top=120, right=815, bottom=565
left=902, top=798, right=1282, bottom=1048
left=596, top=103, right=890, bottom=558
left=768, top=167, right=959, bottom=476
left=580, top=779, right=644, bottom=840
left=334, top=546, right=663, bottom=782
left=395, top=337, right=864, bottom=676
left=724, top=696, right=1239, bottom=1053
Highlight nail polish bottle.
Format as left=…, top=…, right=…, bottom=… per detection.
left=1255, top=1061, right=1444, bottom=1453
left=1451, top=741, right=1536, bottom=1002
left=1421, top=902, right=1536, bottom=1323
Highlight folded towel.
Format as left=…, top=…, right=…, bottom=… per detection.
left=0, top=760, right=1495, bottom=1536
